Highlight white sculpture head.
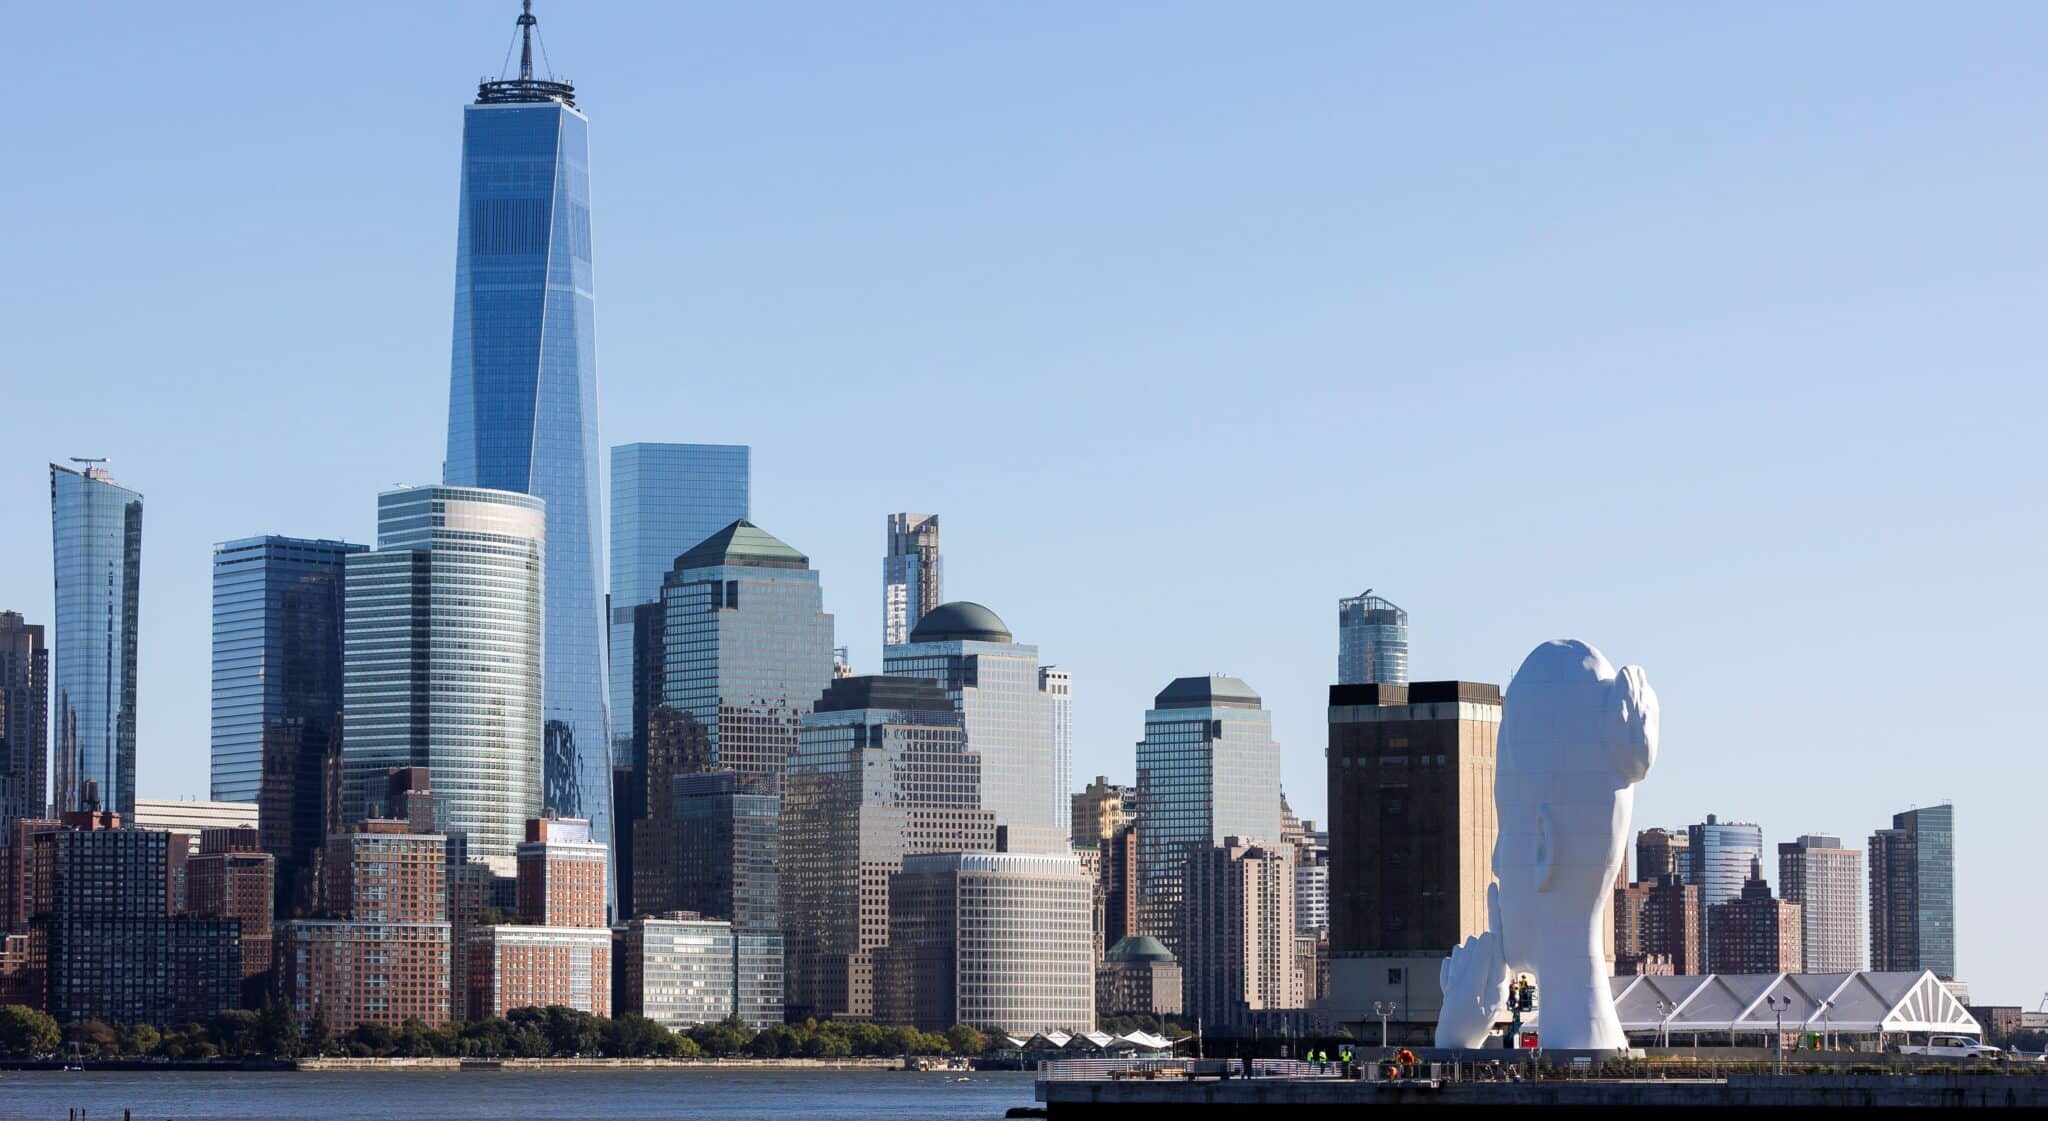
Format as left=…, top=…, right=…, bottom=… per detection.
left=1491, top=639, right=1658, bottom=1048
left=1437, top=639, right=1659, bottom=1051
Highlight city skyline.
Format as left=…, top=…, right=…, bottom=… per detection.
left=0, top=3, right=2038, bottom=1003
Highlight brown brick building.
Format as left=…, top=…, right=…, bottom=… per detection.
left=278, top=821, right=450, bottom=1027
left=1707, top=859, right=1802, bottom=975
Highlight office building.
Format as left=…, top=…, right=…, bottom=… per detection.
left=1098, top=935, right=1183, bottom=1018
left=617, top=913, right=738, bottom=1029
left=877, top=852, right=1094, bottom=1036
left=0, top=612, right=48, bottom=831
left=186, top=827, right=275, bottom=983
left=34, top=809, right=240, bottom=1026
left=1870, top=804, right=1956, bottom=980
left=1041, top=666, right=1072, bottom=840
left=1688, top=815, right=1764, bottom=970
left=1336, top=591, right=1408, bottom=687
left=49, top=461, right=142, bottom=816
left=1182, top=837, right=1302, bottom=1029
left=1071, top=776, right=1134, bottom=848
left=1707, top=858, right=1802, bottom=975
left=1325, top=680, right=1500, bottom=1029
left=1778, top=834, right=1865, bottom=973
left=784, top=675, right=998, bottom=1021
left=660, top=520, right=835, bottom=790
left=608, top=443, right=749, bottom=907
left=885, top=602, right=1061, bottom=854
left=1134, top=675, right=1283, bottom=957
left=1636, top=827, right=1689, bottom=882
left=207, top=536, right=361, bottom=909
left=342, top=486, right=544, bottom=872
left=278, top=821, right=451, bottom=1027
left=634, top=771, right=783, bottom=1026
left=445, top=3, right=612, bottom=857
left=882, top=513, right=942, bottom=649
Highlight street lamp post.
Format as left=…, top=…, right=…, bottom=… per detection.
left=1765, top=996, right=1793, bottom=1076
left=1657, top=999, right=1675, bottom=1050
left=1819, top=1000, right=1834, bottom=1053
left=1372, top=1002, right=1397, bottom=1051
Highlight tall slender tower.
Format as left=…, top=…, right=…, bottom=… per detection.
left=49, top=460, right=142, bottom=816
left=445, top=3, right=612, bottom=863
left=0, top=611, right=49, bottom=829
left=1337, top=591, right=1408, bottom=686
left=883, top=514, right=942, bottom=649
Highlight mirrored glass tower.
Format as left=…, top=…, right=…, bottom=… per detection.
left=445, top=4, right=612, bottom=858
left=49, top=460, right=142, bottom=816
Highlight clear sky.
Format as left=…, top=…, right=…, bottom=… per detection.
left=3, top=3, right=2041, bottom=1002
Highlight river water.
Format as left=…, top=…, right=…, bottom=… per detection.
left=0, top=1068, right=1040, bottom=1121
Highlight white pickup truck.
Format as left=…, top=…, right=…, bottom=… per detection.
left=1897, top=1035, right=2004, bottom=1060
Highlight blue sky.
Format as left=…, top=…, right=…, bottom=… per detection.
left=2, top=3, right=2041, bottom=1002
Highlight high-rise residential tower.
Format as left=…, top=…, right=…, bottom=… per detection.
left=1687, top=814, right=1763, bottom=970
left=0, top=612, right=48, bottom=830
left=49, top=461, right=142, bottom=816
left=444, top=2, right=612, bottom=858
left=209, top=537, right=364, bottom=909
left=1133, top=675, right=1284, bottom=957
left=1870, top=804, right=1955, bottom=980
left=341, top=487, right=545, bottom=872
left=885, top=602, right=1062, bottom=854
left=1635, top=827, right=1690, bottom=882
left=1336, top=591, right=1408, bottom=687
left=1777, top=834, right=1865, bottom=973
left=882, top=514, right=941, bottom=649
left=1182, top=836, right=1302, bottom=1029
left=1040, top=666, right=1072, bottom=839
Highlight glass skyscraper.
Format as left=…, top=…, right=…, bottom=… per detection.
left=884, top=602, right=1062, bottom=854
left=1337, top=590, right=1408, bottom=686
left=660, top=520, right=836, bottom=790
left=49, top=461, right=143, bottom=816
left=608, top=443, right=751, bottom=765
left=210, top=537, right=364, bottom=802
left=1135, top=674, right=1283, bottom=956
left=1687, top=813, right=1764, bottom=971
left=342, top=486, right=545, bottom=873
left=211, top=536, right=364, bottom=910
left=1870, top=803, right=1955, bottom=980
left=883, top=513, right=942, bottom=649
left=445, top=7, right=612, bottom=858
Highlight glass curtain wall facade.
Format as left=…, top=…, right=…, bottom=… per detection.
left=49, top=462, right=142, bottom=816
left=210, top=538, right=364, bottom=803
left=445, top=61, right=612, bottom=860
left=1687, top=815, right=1764, bottom=972
left=883, top=603, right=1060, bottom=854
left=1337, top=591, right=1408, bottom=687
left=1870, top=804, right=1955, bottom=980
left=882, top=513, right=942, bottom=649
left=342, top=487, right=544, bottom=872
left=1134, top=675, right=1283, bottom=957
left=608, top=443, right=750, bottom=766
left=0, top=612, right=49, bottom=830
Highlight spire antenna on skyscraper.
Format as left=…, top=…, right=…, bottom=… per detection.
left=479, top=0, right=574, bottom=106
left=518, top=1, right=537, bottom=81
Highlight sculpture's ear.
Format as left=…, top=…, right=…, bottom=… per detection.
left=1609, top=664, right=1659, bottom=785
left=1534, top=802, right=1556, bottom=893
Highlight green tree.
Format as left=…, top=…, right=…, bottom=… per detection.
left=210, top=1009, right=262, bottom=1057
left=122, top=1022, right=163, bottom=1056
left=68, top=1020, right=120, bottom=1057
left=669, top=1033, right=703, bottom=1059
left=944, top=1024, right=988, bottom=1056
left=304, top=1005, right=334, bottom=1057
left=0, top=1005, right=60, bottom=1056
left=257, top=999, right=302, bottom=1059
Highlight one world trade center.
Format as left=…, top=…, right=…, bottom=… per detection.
left=445, top=2, right=612, bottom=872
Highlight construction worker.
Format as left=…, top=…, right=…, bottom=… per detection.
left=1339, top=1046, right=1354, bottom=1077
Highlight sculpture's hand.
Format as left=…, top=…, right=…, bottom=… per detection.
left=1435, top=904, right=1509, bottom=1048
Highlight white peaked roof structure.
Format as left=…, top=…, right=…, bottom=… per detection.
left=1604, top=971, right=1982, bottom=1037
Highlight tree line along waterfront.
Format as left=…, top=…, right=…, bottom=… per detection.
left=0, top=1003, right=1006, bottom=1063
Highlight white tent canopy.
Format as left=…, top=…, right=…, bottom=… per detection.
left=1602, top=970, right=1981, bottom=1038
